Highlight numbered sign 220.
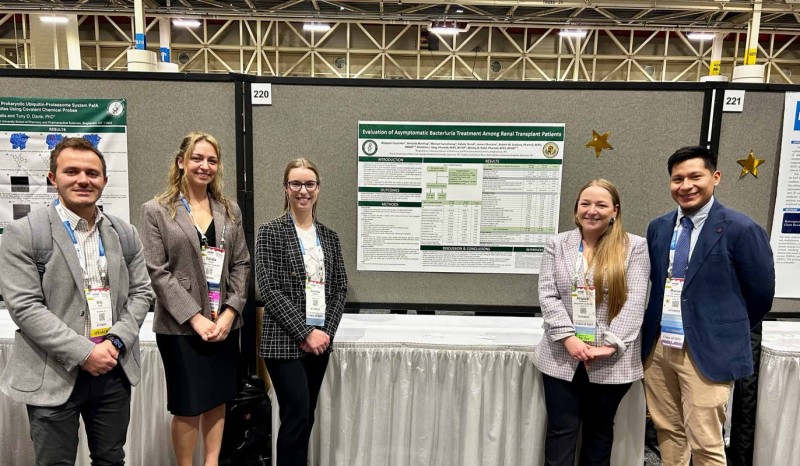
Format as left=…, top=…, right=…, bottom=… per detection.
left=251, top=83, right=272, bottom=105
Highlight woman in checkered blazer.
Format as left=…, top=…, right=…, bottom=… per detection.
left=255, top=158, right=348, bottom=466
left=533, top=179, right=649, bottom=466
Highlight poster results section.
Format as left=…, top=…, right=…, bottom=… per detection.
left=357, top=121, right=564, bottom=274
left=770, top=92, right=800, bottom=298
left=0, top=97, right=130, bottom=232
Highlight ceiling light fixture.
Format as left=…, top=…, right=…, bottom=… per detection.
left=559, top=30, right=587, bottom=38
left=429, top=22, right=460, bottom=35
left=688, top=32, right=716, bottom=41
left=303, top=23, right=331, bottom=32
left=40, top=16, right=69, bottom=24
left=172, top=19, right=201, bottom=28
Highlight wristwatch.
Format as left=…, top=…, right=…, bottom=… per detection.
left=106, top=335, right=126, bottom=355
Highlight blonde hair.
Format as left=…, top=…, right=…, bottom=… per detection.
left=283, top=158, right=320, bottom=218
left=155, top=131, right=234, bottom=219
left=573, top=179, right=630, bottom=321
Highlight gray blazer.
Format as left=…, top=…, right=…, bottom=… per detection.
left=533, top=229, right=650, bottom=384
left=0, top=205, right=154, bottom=407
left=141, top=197, right=250, bottom=335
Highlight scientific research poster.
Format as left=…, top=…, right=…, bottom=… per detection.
left=357, top=121, right=564, bottom=274
left=0, top=97, right=130, bottom=227
left=770, top=92, right=800, bottom=298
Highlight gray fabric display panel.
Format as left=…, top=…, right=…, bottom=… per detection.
left=717, top=91, right=792, bottom=313
left=252, top=84, right=704, bottom=309
left=0, top=77, right=238, bottom=230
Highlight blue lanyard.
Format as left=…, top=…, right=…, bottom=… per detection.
left=180, top=196, right=226, bottom=250
left=288, top=214, right=321, bottom=256
left=53, top=199, right=107, bottom=286
left=573, top=240, right=590, bottom=289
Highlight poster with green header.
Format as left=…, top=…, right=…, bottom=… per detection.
left=0, top=97, right=130, bottom=226
left=357, top=121, right=564, bottom=274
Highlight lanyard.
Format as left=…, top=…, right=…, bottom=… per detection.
left=53, top=199, right=107, bottom=287
left=289, top=214, right=324, bottom=281
left=180, top=196, right=226, bottom=250
left=572, top=241, right=591, bottom=289
left=667, top=212, right=690, bottom=279
left=288, top=214, right=321, bottom=254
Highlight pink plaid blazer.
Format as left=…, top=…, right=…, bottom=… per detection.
left=533, top=228, right=649, bottom=384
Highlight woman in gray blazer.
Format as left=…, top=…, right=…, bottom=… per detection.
left=533, top=179, right=649, bottom=466
left=255, top=158, right=348, bottom=466
left=140, top=132, right=250, bottom=466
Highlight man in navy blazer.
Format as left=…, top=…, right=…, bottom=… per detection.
left=642, top=146, right=774, bottom=466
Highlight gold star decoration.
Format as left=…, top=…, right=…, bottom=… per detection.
left=585, top=130, right=613, bottom=158
left=737, top=150, right=765, bottom=178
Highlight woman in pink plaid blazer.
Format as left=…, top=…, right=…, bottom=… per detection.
left=533, top=179, right=649, bottom=466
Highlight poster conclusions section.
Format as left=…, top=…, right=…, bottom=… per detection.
left=357, top=121, right=564, bottom=274
left=770, top=93, right=800, bottom=298
left=0, top=97, right=130, bottom=230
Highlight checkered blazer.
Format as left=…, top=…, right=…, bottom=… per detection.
left=256, top=213, right=348, bottom=359
left=533, top=228, right=650, bottom=384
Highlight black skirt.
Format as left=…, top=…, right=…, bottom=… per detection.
left=156, top=330, right=239, bottom=417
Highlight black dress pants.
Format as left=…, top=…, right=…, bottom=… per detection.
left=265, top=353, right=330, bottom=466
left=541, top=364, right=632, bottom=466
left=26, top=366, right=131, bottom=466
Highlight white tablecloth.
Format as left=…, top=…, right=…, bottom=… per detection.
left=754, top=321, right=800, bottom=466
left=0, top=310, right=206, bottom=466
left=272, top=314, right=647, bottom=466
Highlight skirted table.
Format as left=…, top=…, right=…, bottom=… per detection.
left=753, top=320, right=800, bottom=466
left=271, top=314, right=647, bottom=466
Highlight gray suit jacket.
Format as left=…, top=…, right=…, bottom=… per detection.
left=0, top=205, right=154, bottom=407
left=141, top=197, right=250, bottom=335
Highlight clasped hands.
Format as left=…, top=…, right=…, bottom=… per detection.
left=300, top=329, right=330, bottom=355
left=189, top=309, right=236, bottom=342
left=80, top=339, right=119, bottom=376
left=563, top=335, right=617, bottom=365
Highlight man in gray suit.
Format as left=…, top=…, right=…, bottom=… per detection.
left=0, top=137, right=154, bottom=465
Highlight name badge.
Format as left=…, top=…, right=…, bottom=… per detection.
left=305, top=279, right=326, bottom=326
left=202, top=247, right=225, bottom=285
left=661, top=278, right=685, bottom=348
left=87, top=287, right=112, bottom=343
left=572, top=286, right=596, bottom=343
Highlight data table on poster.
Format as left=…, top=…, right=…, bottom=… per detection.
left=357, top=121, right=564, bottom=274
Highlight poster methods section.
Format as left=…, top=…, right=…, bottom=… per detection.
left=770, top=93, right=800, bottom=298
left=357, top=121, right=564, bottom=274
left=0, top=97, right=130, bottom=228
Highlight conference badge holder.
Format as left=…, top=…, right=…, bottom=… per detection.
left=87, top=287, right=113, bottom=343
left=306, top=279, right=326, bottom=326
left=202, top=247, right=225, bottom=321
left=660, top=278, right=685, bottom=348
left=572, top=286, right=596, bottom=343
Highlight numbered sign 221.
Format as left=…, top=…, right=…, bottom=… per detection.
left=722, top=90, right=745, bottom=113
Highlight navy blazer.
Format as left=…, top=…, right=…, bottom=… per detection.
left=642, top=201, right=775, bottom=382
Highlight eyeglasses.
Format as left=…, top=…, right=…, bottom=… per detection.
left=286, top=180, right=319, bottom=192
